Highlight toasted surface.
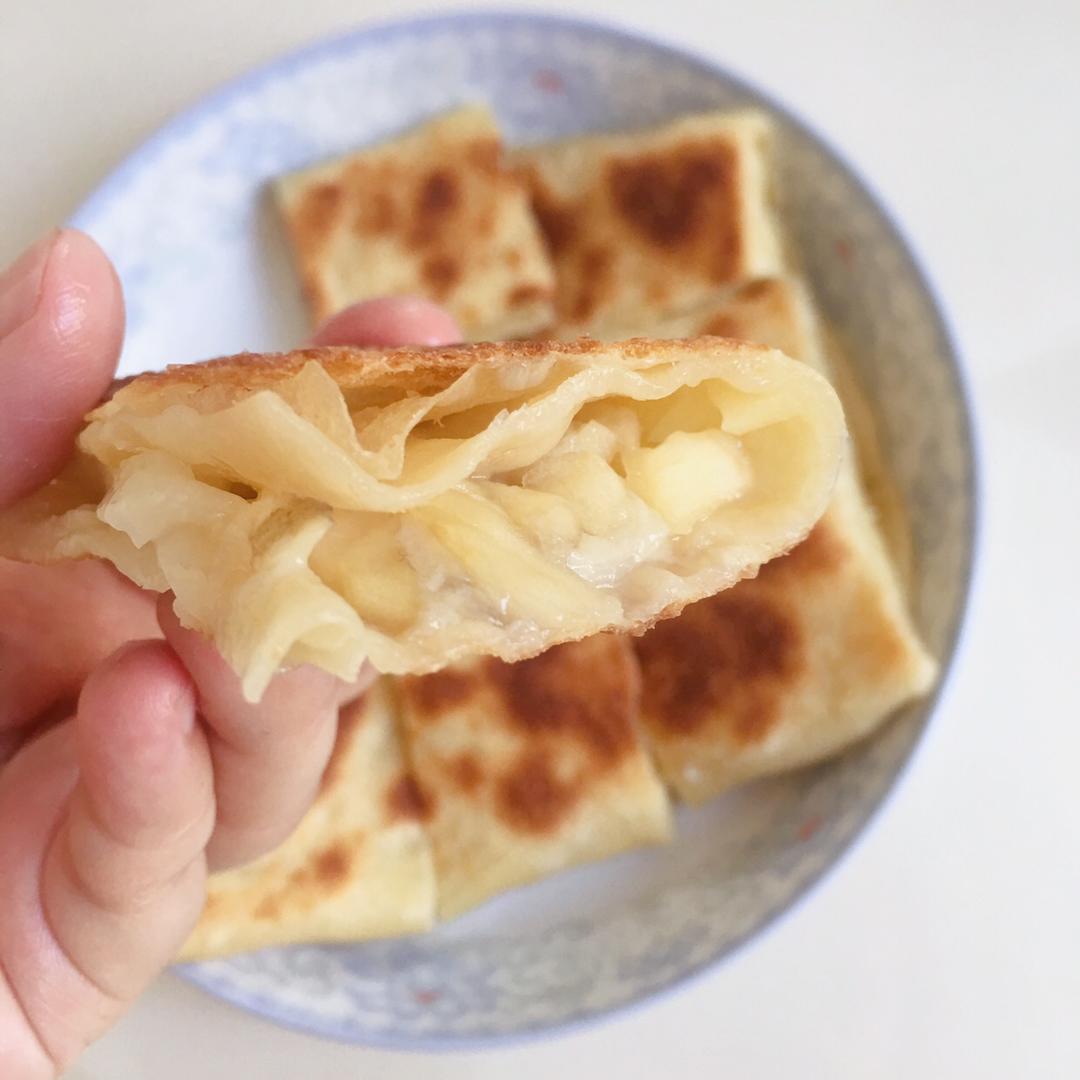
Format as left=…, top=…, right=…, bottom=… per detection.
left=2, top=336, right=846, bottom=702
left=180, top=682, right=435, bottom=959
left=626, top=279, right=937, bottom=800
left=112, top=335, right=745, bottom=396
left=515, top=110, right=784, bottom=336
left=275, top=106, right=555, bottom=340
left=396, top=636, right=671, bottom=918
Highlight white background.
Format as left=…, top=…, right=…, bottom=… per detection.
left=3, top=2, right=1079, bottom=1077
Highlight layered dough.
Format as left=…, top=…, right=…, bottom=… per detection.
left=2, top=338, right=845, bottom=702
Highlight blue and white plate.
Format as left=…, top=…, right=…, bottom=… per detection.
left=71, top=12, right=976, bottom=1048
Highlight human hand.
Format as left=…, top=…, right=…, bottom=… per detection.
left=0, top=229, right=460, bottom=1077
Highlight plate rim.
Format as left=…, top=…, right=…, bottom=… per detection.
left=71, top=8, right=981, bottom=1050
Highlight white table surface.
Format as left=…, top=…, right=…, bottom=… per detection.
left=4, top=1, right=1079, bottom=1076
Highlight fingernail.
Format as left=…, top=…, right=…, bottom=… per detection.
left=0, top=229, right=60, bottom=340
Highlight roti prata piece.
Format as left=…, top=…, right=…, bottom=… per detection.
left=2, top=337, right=845, bottom=703
left=275, top=106, right=556, bottom=340
left=627, top=279, right=937, bottom=800
left=515, top=110, right=784, bottom=336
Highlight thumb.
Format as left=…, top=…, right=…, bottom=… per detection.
left=0, top=229, right=123, bottom=507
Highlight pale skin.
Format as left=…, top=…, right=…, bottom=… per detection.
left=0, top=229, right=461, bottom=1077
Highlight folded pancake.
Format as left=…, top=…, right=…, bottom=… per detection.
left=275, top=106, right=556, bottom=340
left=1, top=337, right=845, bottom=703
left=396, top=636, right=671, bottom=919
left=628, top=279, right=937, bottom=801
left=179, top=681, right=435, bottom=960
left=514, top=110, right=784, bottom=336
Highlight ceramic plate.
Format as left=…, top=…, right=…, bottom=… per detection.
left=70, top=11, right=976, bottom=1048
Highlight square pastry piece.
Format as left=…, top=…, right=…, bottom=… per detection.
left=179, top=681, right=436, bottom=959
left=396, top=636, right=672, bottom=919
left=629, top=279, right=937, bottom=802
left=275, top=106, right=556, bottom=340
left=515, top=110, right=784, bottom=336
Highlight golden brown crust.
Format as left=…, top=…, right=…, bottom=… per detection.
left=521, top=135, right=744, bottom=326
left=513, top=110, right=781, bottom=333
left=395, top=635, right=670, bottom=919
left=113, top=334, right=769, bottom=401
left=634, top=529, right=835, bottom=745
left=399, top=636, right=644, bottom=838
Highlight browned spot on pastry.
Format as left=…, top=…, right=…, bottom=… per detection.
left=503, top=247, right=524, bottom=270
left=300, top=271, right=334, bottom=323
left=636, top=588, right=803, bottom=744
left=738, top=279, right=776, bottom=302
left=447, top=751, right=484, bottom=795
left=760, top=520, right=848, bottom=583
left=311, top=843, right=351, bottom=888
left=416, top=169, right=459, bottom=220
left=523, top=172, right=579, bottom=257
left=475, top=204, right=497, bottom=240
left=354, top=190, right=397, bottom=235
left=568, top=245, right=613, bottom=323
left=495, top=749, right=581, bottom=834
left=400, top=669, right=479, bottom=720
left=606, top=138, right=742, bottom=281
left=711, top=229, right=743, bottom=282
left=289, top=838, right=360, bottom=893
left=292, top=181, right=343, bottom=250
left=507, top=282, right=549, bottom=308
left=385, top=774, right=436, bottom=823
left=251, top=833, right=365, bottom=920
left=700, top=313, right=744, bottom=339
left=421, top=254, right=461, bottom=298
left=484, top=637, right=638, bottom=768
left=467, top=137, right=502, bottom=177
